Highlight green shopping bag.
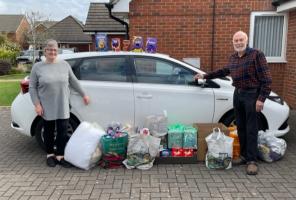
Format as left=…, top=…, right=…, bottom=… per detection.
left=183, top=126, right=198, bottom=148
left=168, top=124, right=184, bottom=148
left=100, top=132, right=128, bottom=156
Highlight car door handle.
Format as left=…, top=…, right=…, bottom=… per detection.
left=136, top=94, right=153, bottom=99
left=216, top=98, right=229, bottom=101
left=71, top=91, right=80, bottom=95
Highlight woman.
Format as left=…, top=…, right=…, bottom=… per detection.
left=29, top=39, right=90, bottom=167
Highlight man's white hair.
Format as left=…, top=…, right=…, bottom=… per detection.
left=233, top=31, right=248, bottom=41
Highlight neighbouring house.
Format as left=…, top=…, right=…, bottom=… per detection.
left=126, top=0, right=296, bottom=108
left=26, top=20, right=58, bottom=50
left=0, top=14, right=29, bottom=49
left=84, top=3, right=128, bottom=50
left=45, top=16, right=92, bottom=52
left=35, top=20, right=57, bottom=33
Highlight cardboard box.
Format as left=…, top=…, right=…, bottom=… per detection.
left=192, top=123, right=229, bottom=161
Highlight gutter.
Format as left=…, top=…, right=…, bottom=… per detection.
left=272, top=0, right=289, bottom=6
left=210, top=0, right=216, bottom=71
left=105, top=3, right=129, bottom=40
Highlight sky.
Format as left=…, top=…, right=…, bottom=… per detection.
left=0, top=0, right=109, bottom=23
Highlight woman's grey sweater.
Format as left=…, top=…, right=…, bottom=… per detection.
left=29, top=60, right=85, bottom=120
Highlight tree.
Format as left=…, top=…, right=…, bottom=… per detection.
left=25, top=11, right=54, bottom=63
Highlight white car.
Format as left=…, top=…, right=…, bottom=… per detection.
left=11, top=51, right=290, bottom=149
left=16, top=50, right=42, bottom=64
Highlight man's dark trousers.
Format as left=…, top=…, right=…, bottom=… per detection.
left=233, top=88, right=259, bottom=162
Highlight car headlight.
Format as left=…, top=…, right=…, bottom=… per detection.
left=267, top=95, right=284, bottom=105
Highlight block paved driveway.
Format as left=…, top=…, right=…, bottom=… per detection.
left=0, top=107, right=296, bottom=200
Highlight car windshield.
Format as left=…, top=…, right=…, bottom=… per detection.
left=22, top=50, right=40, bottom=56
left=23, top=51, right=33, bottom=56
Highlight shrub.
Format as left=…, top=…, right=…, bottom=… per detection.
left=0, top=48, right=19, bottom=66
left=9, top=67, right=24, bottom=74
left=0, top=60, right=12, bottom=75
left=0, top=34, right=20, bottom=66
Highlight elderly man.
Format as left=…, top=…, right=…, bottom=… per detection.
left=195, top=31, right=272, bottom=175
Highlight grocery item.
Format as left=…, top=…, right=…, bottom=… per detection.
left=111, top=38, right=121, bottom=51
left=228, top=126, right=240, bottom=160
left=132, top=36, right=144, bottom=52
left=145, top=37, right=157, bottom=53
left=95, top=33, right=108, bottom=51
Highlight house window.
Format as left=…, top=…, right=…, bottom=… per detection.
left=249, top=12, right=288, bottom=63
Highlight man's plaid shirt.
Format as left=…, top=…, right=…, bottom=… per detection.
left=204, top=47, right=272, bottom=102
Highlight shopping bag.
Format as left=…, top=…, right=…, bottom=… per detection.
left=168, top=123, right=184, bottom=148
left=123, top=134, right=161, bottom=170
left=183, top=126, right=197, bottom=149
left=205, top=128, right=233, bottom=169
left=258, top=130, right=287, bottom=162
left=64, top=122, right=105, bottom=170
left=100, top=132, right=128, bottom=156
left=144, top=111, right=168, bottom=137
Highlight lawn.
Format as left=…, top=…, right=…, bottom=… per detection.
left=0, top=73, right=29, bottom=80
left=0, top=81, right=21, bottom=106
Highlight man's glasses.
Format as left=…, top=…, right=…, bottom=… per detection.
left=46, top=48, right=57, bottom=52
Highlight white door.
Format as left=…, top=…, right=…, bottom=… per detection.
left=69, top=56, right=135, bottom=129
left=133, top=56, right=215, bottom=128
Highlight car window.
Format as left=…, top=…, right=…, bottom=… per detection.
left=134, top=57, right=195, bottom=85
left=66, top=59, right=77, bottom=68
left=79, top=57, right=128, bottom=82
left=65, top=59, right=80, bottom=78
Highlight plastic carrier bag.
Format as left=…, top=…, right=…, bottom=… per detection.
left=100, top=132, right=128, bottom=156
left=258, top=130, right=287, bottom=162
left=144, top=111, right=168, bottom=137
left=205, top=128, right=234, bottom=170
left=64, top=122, right=106, bottom=170
left=123, top=134, right=161, bottom=170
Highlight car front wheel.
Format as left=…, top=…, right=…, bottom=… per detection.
left=34, top=117, right=79, bottom=151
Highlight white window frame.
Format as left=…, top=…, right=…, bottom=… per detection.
left=249, top=11, right=288, bottom=63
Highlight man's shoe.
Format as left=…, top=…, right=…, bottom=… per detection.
left=57, top=158, right=72, bottom=168
left=46, top=156, right=57, bottom=167
left=246, top=161, right=258, bottom=175
left=232, top=156, right=246, bottom=165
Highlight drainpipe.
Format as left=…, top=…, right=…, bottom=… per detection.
left=105, top=3, right=129, bottom=40
left=210, top=0, right=216, bottom=71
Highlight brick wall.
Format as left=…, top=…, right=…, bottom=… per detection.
left=284, top=10, right=296, bottom=108
left=16, top=18, right=29, bottom=49
left=129, top=0, right=293, bottom=106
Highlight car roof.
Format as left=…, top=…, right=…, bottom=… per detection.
left=57, top=51, right=170, bottom=60
left=54, top=51, right=208, bottom=75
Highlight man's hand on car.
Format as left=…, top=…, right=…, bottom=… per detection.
left=194, top=73, right=204, bottom=80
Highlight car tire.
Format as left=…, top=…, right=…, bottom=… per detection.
left=220, top=111, right=267, bottom=131
left=34, top=117, right=79, bottom=151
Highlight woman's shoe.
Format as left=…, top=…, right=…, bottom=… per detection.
left=57, top=158, right=72, bottom=168
left=46, top=156, right=57, bottom=167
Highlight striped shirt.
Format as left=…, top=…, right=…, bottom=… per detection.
left=204, top=47, right=272, bottom=102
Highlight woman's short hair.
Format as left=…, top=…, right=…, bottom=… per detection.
left=45, top=39, right=58, bottom=49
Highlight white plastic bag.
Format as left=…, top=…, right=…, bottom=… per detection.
left=64, top=122, right=106, bottom=170
left=144, top=111, right=168, bottom=137
left=205, top=128, right=234, bottom=170
left=123, top=134, right=161, bottom=170
left=258, top=130, right=287, bottom=162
